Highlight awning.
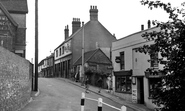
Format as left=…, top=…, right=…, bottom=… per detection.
left=114, top=70, right=132, bottom=76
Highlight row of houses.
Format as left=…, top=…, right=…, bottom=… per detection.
left=39, top=6, right=162, bottom=109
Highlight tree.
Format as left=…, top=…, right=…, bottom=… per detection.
left=138, top=0, right=185, bottom=111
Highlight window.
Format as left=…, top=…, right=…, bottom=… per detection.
left=56, top=50, right=58, bottom=57
left=120, top=52, right=125, bottom=70
left=115, top=75, right=132, bottom=93
left=148, top=78, right=161, bottom=98
left=150, top=52, right=158, bottom=68
left=59, top=48, right=61, bottom=56
left=62, top=46, right=65, bottom=54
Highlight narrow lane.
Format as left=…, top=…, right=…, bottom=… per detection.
left=21, top=78, right=134, bottom=111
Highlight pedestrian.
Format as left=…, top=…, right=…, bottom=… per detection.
left=85, top=76, right=89, bottom=93
left=106, top=75, right=111, bottom=93
left=97, top=76, right=103, bottom=93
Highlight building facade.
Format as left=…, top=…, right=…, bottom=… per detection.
left=0, top=0, right=28, bottom=58
left=43, top=53, right=54, bottom=77
left=38, top=59, right=44, bottom=77
left=112, top=22, right=163, bottom=109
left=54, top=6, right=116, bottom=79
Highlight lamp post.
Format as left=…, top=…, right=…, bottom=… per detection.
left=81, top=21, right=85, bottom=86
left=34, top=0, right=38, bottom=91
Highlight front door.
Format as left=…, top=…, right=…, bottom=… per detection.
left=137, top=77, right=144, bottom=104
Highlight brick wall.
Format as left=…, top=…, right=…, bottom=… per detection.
left=0, top=46, right=32, bottom=111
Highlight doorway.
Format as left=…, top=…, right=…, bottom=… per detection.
left=137, top=77, right=144, bottom=104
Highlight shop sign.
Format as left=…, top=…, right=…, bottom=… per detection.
left=115, top=56, right=121, bottom=63
left=132, top=89, right=137, bottom=103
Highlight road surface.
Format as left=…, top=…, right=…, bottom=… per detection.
left=21, top=78, right=134, bottom=111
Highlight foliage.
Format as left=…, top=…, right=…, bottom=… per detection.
left=138, top=0, right=185, bottom=111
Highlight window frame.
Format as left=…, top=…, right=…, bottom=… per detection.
left=59, top=48, right=61, bottom=56
left=115, top=75, right=132, bottom=93
left=150, top=52, right=158, bottom=68
left=56, top=50, right=58, bottom=57
left=148, top=78, right=161, bottom=98
left=120, top=51, right=125, bottom=70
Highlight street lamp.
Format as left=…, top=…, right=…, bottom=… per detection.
left=34, top=0, right=38, bottom=91
left=81, top=21, right=85, bottom=86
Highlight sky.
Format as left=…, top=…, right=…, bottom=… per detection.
left=26, top=0, right=184, bottom=63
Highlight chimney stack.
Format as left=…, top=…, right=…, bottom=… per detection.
left=72, top=18, right=81, bottom=34
left=141, top=24, right=144, bottom=31
left=64, top=25, right=69, bottom=40
left=90, top=5, right=98, bottom=21
left=148, top=20, right=151, bottom=28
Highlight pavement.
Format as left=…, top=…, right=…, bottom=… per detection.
left=57, top=78, right=154, bottom=111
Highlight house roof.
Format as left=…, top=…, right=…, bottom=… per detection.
left=55, top=20, right=117, bottom=50
left=0, top=0, right=28, bottom=14
left=38, top=59, right=44, bottom=66
left=74, top=48, right=111, bottom=66
left=0, top=2, right=18, bottom=26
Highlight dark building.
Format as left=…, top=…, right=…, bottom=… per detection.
left=74, top=48, right=112, bottom=88
left=0, top=0, right=28, bottom=58
left=54, top=6, right=116, bottom=79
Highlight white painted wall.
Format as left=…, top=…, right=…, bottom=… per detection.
left=112, top=27, right=162, bottom=109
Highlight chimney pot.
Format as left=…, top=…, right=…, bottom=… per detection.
left=64, top=25, right=69, bottom=40
left=90, top=5, right=98, bottom=21
left=72, top=17, right=81, bottom=34
left=148, top=20, right=151, bottom=28
left=141, top=24, right=144, bottom=31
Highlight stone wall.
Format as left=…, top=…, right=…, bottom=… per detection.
left=0, top=46, right=32, bottom=111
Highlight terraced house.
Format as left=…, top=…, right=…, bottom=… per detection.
left=0, top=0, right=28, bottom=58
left=54, top=6, right=116, bottom=79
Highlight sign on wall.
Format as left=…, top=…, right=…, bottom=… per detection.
left=132, top=89, right=137, bottom=103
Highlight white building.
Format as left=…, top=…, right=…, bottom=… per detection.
left=112, top=22, right=164, bottom=109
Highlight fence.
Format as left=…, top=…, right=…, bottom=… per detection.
left=81, top=92, right=127, bottom=111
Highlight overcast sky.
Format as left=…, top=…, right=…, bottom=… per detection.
left=25, top=0, right=184, bottom=63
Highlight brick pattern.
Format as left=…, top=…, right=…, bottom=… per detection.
left=0, top=46, right=32, bottom=111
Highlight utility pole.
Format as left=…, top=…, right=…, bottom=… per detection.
left=34, top=0, right=38, bottom=91
left=81, top=22, right=85, bottom=86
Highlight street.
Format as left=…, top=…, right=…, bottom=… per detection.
left=21, top=78, right=135, bottom=111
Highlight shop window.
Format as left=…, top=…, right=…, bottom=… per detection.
left=148, top=78, right=161, bottom=98
left=150, top=52, right=158, bottom=68
left=120, top=52, right=125, bottom=70
left=115, top=75, right=132, bottom=93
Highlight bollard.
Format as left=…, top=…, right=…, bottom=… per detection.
left=120, top=106, right=127, bottom=111
left=81, top=92, right=85, bottom=111
left=98, top=98, right=103, bottom=111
